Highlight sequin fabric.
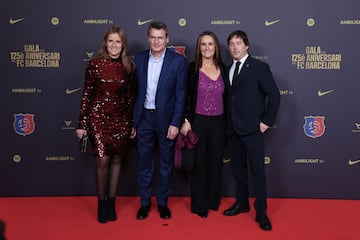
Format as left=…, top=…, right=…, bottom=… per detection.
left=195, top=71, right=224, bottom=116
left=77, top=57, right=134, bottom=157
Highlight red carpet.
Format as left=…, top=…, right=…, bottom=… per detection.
left=1, top=196, right=359, bottom=240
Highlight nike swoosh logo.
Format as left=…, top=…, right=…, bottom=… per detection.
left=317, top=90, right=334, bottom=97
left=9, top=17, right=26, bottom=25
left=66, top=88, right=81, bottom=94
left=223, top=158, right=231, bottom=164
left=265, top=19, right=280, bottom=26
left=137, top=19, right=153, bottom=26
left=348, top=159, right=360, bottom=166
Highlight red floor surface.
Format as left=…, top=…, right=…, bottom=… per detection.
left=1, top=196, right=359, bottom=240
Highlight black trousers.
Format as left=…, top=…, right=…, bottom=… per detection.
left=191, top=114, right=225, bottom=213
left=228, top=131, right=267, bottom=214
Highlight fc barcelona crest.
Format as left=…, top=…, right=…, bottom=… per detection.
left=303, top=116, right=326, bottom=138
left=13, top=113, right=36, bottom=136
left=168, top=45, right=186, bottom=57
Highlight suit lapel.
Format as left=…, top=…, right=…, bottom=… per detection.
left=157, top=49, right=172, bottom=89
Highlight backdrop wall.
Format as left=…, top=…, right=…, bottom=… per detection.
left=1, top=0, right=359, bottom=199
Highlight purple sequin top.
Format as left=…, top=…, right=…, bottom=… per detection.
left=195, top=71, right=224, bottom=116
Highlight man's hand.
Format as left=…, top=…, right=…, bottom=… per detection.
left=167, top=125, right=179, bottom=140
left=260, top=122, right=269, bottom=133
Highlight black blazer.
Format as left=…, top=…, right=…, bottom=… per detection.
left=225, top=55, right=280, bottom=135
left=183, top=61, right=227, bottom=123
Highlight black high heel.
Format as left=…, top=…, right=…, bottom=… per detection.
left=107, top=197, right=117, bottom=221
left=98, top=199, right=107, bottom=223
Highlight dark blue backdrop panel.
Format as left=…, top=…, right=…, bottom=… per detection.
left=1, top=0, right=359, bottom=199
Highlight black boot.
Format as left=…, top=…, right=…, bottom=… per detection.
left=107, top=197, right=117, bottom=221
left=98, top=199, right=107, bottom=223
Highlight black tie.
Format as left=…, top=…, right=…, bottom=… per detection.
left=232, top=61, right=241, bottom=84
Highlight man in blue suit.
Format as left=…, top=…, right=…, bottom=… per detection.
left=222, top=30, right=280, bottom=231
left=131, top=21, right=187, bottom=220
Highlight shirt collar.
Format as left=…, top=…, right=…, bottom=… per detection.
left=233, top=53, right=249, bottom=65
left=149, top=49, right=166, bottom=61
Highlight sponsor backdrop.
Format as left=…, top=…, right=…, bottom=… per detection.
left=1, top=0, right=359, bottom=199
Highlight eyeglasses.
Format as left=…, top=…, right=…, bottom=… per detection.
left=149, top=36, right=166, bottom=41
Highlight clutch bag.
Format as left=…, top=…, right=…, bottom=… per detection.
left=79, top=135, right=88, bottom=152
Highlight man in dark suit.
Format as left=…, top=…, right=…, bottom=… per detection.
left=222, top=30, right=280, bottom=231
left=131, top=21, right=187, bottom=220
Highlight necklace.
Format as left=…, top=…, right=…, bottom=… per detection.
left=203, top=62, right=214, bottom=66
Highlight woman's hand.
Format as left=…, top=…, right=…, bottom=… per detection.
left=130, top=127, right=136, bottom=139
left=76, top=129, right=87, bottom=139
left=180, top=119, right=191, bottom=136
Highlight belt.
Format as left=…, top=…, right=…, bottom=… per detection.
left=145, top=108, right=156, bottom=112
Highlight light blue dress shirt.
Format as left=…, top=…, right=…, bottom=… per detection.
left=144, top=50, right=165, bottom=109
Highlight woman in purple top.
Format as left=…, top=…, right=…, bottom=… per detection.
left=180, top=31, right=227, bottom=218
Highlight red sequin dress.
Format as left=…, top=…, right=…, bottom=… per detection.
left=77, top=57, right=134, bottom=157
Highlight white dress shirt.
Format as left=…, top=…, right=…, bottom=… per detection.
left=144, top=50, right=165, bottom=109
left=229, top=53, right=248, bottom=85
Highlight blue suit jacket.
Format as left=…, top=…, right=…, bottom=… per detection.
left=133, top=48, right=187, bottom=131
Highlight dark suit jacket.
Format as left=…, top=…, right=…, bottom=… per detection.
left=133, top=48, right=187, bottom=131
left=183, top=61, right=227, bottom=124
left=225, top=55, right=280, bottom=135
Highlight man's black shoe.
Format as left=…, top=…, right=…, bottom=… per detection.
left=136, top=206, right=150, bottom=220
left=255, top=213, right=272, bottom=231
left=223, top=203, right=250, bottom=216
left=157, top=205, right=171, bottom=219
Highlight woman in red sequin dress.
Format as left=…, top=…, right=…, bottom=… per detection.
left=76, top=26, right=135, bottom=223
